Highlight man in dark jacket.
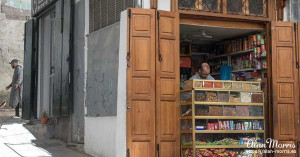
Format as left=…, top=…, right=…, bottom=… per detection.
left=5, top=59, right=23, bottom=117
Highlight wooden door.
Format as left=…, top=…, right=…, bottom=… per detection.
left=272, top=22, right=299, bottom=157
left=156, top=10, right=180, bottom=157
left=126, top=8, right=156, bottom=157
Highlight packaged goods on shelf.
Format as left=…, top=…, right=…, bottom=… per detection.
left=195, top=92, right=206, bottom=102
left=194, top=81, right=202, bottom=88
left=204, top=81, right=214, bottom=88
left=236, top=106, right=250, bottom=116
left=232, top=82, right=242, bottom=89
left=243, top=83, right=251, bottom=89
left=195, top=106, right=209, bottom=116
left=250, top=106, right=263, bottom=116
left=230, top=92, right=241, bottom=103
left=252, top=93, right=263, bottom=103
left=214, top=82, right=223, bottom=88
left=224, top=82, right=232, bottom=89
left=218, top=92, right=230, bottom=102
left=240, top=92, right=251, bottom=103
left=223, top=106, right=236, bottom=116
left=209, top=106, right=223, bottom=116
left=207, top=92, right=218, bottom=102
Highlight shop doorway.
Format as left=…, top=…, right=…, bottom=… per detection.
left=37, top=9, right=56, bottom=118
left=179, top=23, right=269, bottom=156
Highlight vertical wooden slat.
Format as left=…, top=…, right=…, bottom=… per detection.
left=272, top=21, right=299, bottom=156
left=126, top=8, right=156, bottom=157
left=156, top=10, right=180, bottom=157
left=222, top=0, right=227, bottom=14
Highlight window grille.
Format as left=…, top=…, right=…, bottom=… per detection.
left=89, top=0, right=142, bottom=33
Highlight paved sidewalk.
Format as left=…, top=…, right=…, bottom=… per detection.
left=0, top=109, right=91, bottom=157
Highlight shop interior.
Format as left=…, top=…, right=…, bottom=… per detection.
left=179, top=24, right=268, bottom=157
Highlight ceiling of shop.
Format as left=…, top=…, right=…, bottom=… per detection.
left=180, top=24, right=264, bottom=45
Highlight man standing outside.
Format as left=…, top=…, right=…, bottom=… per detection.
left=190, top=61, right=215, bottom=80
left=5, top=59, right=23, bottom=117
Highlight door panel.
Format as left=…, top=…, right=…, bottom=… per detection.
left=127, top=8, right=156, bottom=157
left=156, top=10, right=180, bottom=157
left=23, top=19, right=34, bottom=120
left=272, top=22, right=299, bottom=156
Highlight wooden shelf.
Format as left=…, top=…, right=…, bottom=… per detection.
left=229, top=49, right=253, bottom=56
left=193, top=88, right=262, bottom=92
left=195, top=130, right=265, bottom=134
left=194, top=102, right=264, bottom=106
left=195, top=116, right=264, bottom=120
left=208, top=54, right=228, bottom=60
left=181, top=102, right=264, bottom=106
left=181, top=102, right=192, bottom=106
left=232, top=68, right=255, bottom=73
left=181, top=145, right=193, bottom=149
left=181, top=116, right=192, bottom=120
left=195, top=145, right=262, bottom=149
left=181, top=130, right=193, bottom=134
left=181, top=88, right=192, bottom=92
left=182, top=145, right=265, bottom=149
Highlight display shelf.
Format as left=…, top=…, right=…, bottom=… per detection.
left=181, top=102, right=264, bottom=106
left=195, top=116, right=264, bottom=120
left=193, top=88, right=262, bottom=92
left=180, top=80, right=265, bottom=157
left=229, top=49, right=253, bottom=56
left=195, top=145, right=264, bottom=149
left=181, top=130, right=193, bottom=134
left=232, top=68, right=256, bottom=73
left=194, top=102, right=264, bottom=106
left=195, top=130, right=265, bottom=134
left=181, top=116, right=192, bottom=120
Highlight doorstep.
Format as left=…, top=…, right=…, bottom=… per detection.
left=24, top=119, right=55, bottom=140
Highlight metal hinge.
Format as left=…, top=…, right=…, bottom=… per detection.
left=128, top=9, right=131, bottom=18
left=157, top=11, right=160, bottom=20
left=127, top=51, right=131, bottom=67
left=127, top=148, right=130, bottom=157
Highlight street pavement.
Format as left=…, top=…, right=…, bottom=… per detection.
left=0, top=108, right=91, bottom=157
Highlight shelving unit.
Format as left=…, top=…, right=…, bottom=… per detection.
left=181, top=79, right=265, bottom=157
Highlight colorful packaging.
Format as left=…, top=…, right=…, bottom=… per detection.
left=214, top=123, right=218, bottom=130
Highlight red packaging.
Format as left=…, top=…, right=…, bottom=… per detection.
left=261, top=45, right=266, bottom=51
left=219, top=121, right=223, bottom=130
left=214, top=123, right=218, bottom=130
left=180, top=57, right=191, bottom=68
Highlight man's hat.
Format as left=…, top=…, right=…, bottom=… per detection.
left=9, top=59, right=19, bottom=64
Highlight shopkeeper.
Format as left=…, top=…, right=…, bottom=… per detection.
left=189, top=61, right=215, bottom=80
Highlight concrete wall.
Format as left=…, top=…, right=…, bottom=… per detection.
left=0, top=0, right=30, bottom=106
left=1, top=0, right=31, bottom=20
left=84, top=11, right=127, bottom=157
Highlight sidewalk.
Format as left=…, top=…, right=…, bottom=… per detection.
left=0, top=109, right=91, bottom=157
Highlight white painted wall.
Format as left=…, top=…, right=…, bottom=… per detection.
left=84, top=11, right=127, bottom=157
left=143, top=0, right=150, bottom=8
left=158, top=0, right=171, bottom=11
